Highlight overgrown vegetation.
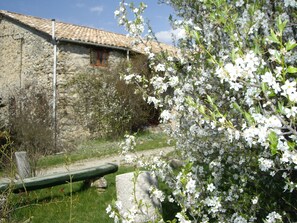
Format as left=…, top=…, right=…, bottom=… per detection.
left=70, top=60, right=159, bottom=139
left=0, top=131, right=15, bottom=221
left=8, top=86, right=56, bottom=176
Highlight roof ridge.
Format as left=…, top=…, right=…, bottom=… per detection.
left=0, top=9, right=177, bottom=54
left=55, top=20, right=128, bottom=37
left=0, top=9, right=128, bottom=38
left=0, top=10, right=49, bottom=22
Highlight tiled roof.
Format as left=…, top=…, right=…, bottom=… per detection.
left=0, top=10, right=176, bottom=54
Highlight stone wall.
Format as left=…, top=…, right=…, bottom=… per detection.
left=0, top=17, right=53, bottom=127
left=56, top=43, right=127, bottom=143
left=0, top=17, right=128, bottom=146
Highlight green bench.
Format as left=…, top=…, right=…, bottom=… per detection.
left=0, top=163, right=118, bottom=193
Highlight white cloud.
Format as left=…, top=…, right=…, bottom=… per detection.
left=90, top=6, right=104, bottom=15
left=155, top=28, right=186, bottom=44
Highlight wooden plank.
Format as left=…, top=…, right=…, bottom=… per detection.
left=0, top=163, right=118, bottom=193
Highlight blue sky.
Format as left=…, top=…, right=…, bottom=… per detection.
left=0, top=0, right=176, bottom=43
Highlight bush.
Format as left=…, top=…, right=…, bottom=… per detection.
left=8, top=85, right=55, bottom=176
left=70, top=62, right=159, bottom=139
left=0, top=131, right=13, bottom=171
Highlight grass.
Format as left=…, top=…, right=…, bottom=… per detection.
left=9, top=166, right=135, bottom=223
left=37, top=131, right=173, bottom=169
left=7, top=166, right=180, bottom=223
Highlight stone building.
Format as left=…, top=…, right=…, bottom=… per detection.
left=0, top=10, right=174, bottom=145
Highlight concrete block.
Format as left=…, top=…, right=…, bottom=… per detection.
left=116, top=171, right=161, bottom=222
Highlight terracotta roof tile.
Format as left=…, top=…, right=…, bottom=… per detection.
left=0, top=10, right=176, bottom=54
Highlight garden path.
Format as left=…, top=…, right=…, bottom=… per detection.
left=37, top=146, right=174, bottom=176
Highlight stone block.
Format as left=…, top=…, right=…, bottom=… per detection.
left=91, top=177, right=107, bottom=189
left=15, top=151, right=31, bottom=179
left=116, top=171, right=161, bottom=222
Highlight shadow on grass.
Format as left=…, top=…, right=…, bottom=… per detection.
left=159, top=177, right=181, bottom=222
left=162, top=199, right=181, bottom=221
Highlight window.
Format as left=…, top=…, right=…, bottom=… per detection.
left=90, top=48, right=109, bottom=67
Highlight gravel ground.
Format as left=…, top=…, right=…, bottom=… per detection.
left=37, top=147, right=175, bottom=176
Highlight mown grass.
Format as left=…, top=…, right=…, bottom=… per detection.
left=37, top=131, right=173, bottom=169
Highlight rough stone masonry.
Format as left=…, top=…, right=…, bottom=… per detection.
left=0, top=15, right=127, bottom=145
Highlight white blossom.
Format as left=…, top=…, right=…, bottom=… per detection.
left=258, top=158, right=274, bottom=172
left=156, top=63, right=166, bottom=72
left=150, top=187, right=165, bottom=202
left=114, top=10, right=120, bottom=16
left=169, top=76, right=179, bottom=87
left=284, top=107, right=297, bottom=118
left=232, top=214, right=248, bottom=223
left=204, top=196, right=222, bottom=213
left=235, top=0, right=244, bottom=7
left=251, top=196, right=258, bottom=205
left=186, top=178, right=196, bottom=194
left=284, top=0, right=297, bottom=7
left=160, top=110, right=172, bottom=122
left=207, top=183, right=216, bottom=192
left=281, top=80, right=297, bottom=102
left=176, top=213, right=191, bottom=223
left=265, top=212, right=282, bottom=223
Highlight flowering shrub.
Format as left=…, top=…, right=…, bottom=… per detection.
left=108, top=0, right=297, bottom=222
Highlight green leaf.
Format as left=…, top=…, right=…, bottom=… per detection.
left=268, top=131, right=278, bottom=155
left=232, top=102, right=244, bottom=115
left=277, top=101, right=284, bottom=113
left=274, top=51, right=282, bottom=64
left=285, top=40, right=297, bottom=51
left=268, top=29, right=280, bottom=44
left=194, top=30, right=201, bottom=42
left=277, top=16, right=287, bottom=34
left=261, top=82, right=268, bottom=92
left=244, top=112, right=254, bottom=125
left=288, top=141, right=295, bottom=151
left=287, top=66, right=297, bottom=74
left=207, top=57, right=216, bottom=64
left=231, top=49, right=237, bottom=61
left=186, top=96, right=195, bottom=107
left=207, top=95, right=214, bottom=106
left=268, top=91, right=276, bottom=97
left=185, top=161, right=193, bottom=172
left=199, top=105, right=206, bottom=115
left=210, top=110, right=216, bottom=120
